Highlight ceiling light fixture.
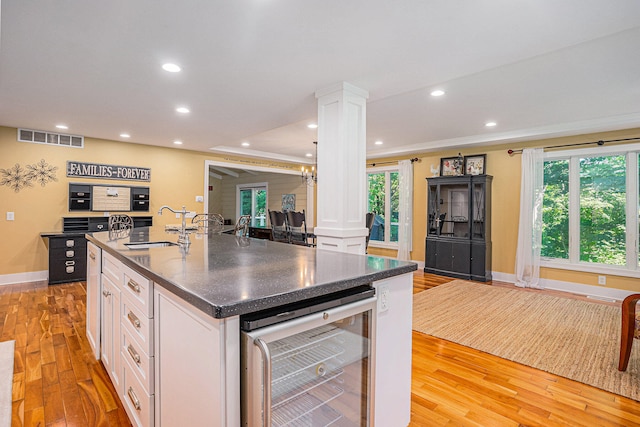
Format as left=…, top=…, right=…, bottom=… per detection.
left=173, top=140, right=183, bottom=145
left=305, top=153, right=313, bottom=157
left=176, top=107, right=190, bottom=114
left=430, top=90, right=445, bottom=97
left=55, top=124, right=68, bottom=130
left=162, top=63, right=181, bottom=72
left=374, top=140, right=383, bottom=145
left=120, top=133, right=130, bottom=138
left=241, top=142, right=250, bottom=147
left=307, top=124, right=318, bottom=129
left=485, top=121, right=497, bottom=127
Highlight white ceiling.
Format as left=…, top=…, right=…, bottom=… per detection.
left=1, top=1, right=640, bottom=164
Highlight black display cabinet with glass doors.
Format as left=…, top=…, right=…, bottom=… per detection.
left=424, top=175, right=492, bottom=281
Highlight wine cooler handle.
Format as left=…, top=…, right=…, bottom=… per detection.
left=254, top=338, right=272, bottom=427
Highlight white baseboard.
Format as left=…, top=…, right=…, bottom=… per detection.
left=491, top=271, right=633, bottom=302
left=0, top=271, right=48, bottom=286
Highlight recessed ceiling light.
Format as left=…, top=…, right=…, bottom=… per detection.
left=374, top=140, right=384, bottom=145
left=162, top=63, right=181, bottom=72
left=305, top=153, right=313, bottom=157
left=56, top=124, right=68, bottom=130
left=430, top=90, right=445, bottom=97
left=120, top=133, right=130, bottom=138
left=173, top=140, right=183, bottom=145
left=485, top=121, right=497, bottom=127
left=241, top=142, right=250, bottom=147
left=176, top=107, right=190, bottom=114
left=307, top=124, right=318, bottom=129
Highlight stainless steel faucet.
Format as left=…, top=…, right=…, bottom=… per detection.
left=158, top=205, right=190, bottom=246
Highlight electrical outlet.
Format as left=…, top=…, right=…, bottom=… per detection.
left=6, top=212, right=14, bottom=221
left=598, top=275, right=606, bottom=285
left=195, top=195, right=204, bottom=203
left=378, top=284, right=390, bottom=312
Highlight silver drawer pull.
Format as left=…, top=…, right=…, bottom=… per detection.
left=89, top=252, right=96, bottom=260
left=127, top=387, right=141, bottom=411
left=127, top=344, right=141, bottom=365
left=127, top=279, right=141, bottom=294
left=102, top=290, right=111, bottom=297
left=97, top=224, right=104, bottom=230
left=127, top=311, right=141, bottom=328
left=66, top=240, right=75, bottom=247
left=65, top=260, right=75, bottom=266
left=66, top=250, right=75, bottom=257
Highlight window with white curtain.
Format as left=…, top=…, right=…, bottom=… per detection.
left=367, top=167, right=399, bottom=247
left=541, top=145, right=639, bottom=275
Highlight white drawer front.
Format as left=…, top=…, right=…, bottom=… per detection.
left=121, top=296, right=154, bottom=356
left=122, top=360, right=154, bottom=427
left=102, top=252, right=122, bottom=285
left=122, top=327, right=154, bottom=394
left=122, top=265, right=153, bottom=317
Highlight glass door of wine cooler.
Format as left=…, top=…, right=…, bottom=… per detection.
left=241, top=298, right=375, bottom=427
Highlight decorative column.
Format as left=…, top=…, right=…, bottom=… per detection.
left=314, top=82, right=369, bottom=254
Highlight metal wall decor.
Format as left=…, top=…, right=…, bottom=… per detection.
left=0, top=159, right=58, bottom=192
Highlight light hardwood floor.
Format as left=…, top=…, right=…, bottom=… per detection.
left=1, top=273, right=638, bottom=426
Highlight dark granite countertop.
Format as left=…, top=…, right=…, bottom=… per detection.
left=86, top=226, right=417, bottom=319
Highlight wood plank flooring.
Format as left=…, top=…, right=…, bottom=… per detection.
left=1, top=273, right=638, bottom=426
left=0, top=280, right=130, bottom=426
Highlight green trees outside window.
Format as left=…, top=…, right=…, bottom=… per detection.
left=542, top=153, right=631, bottom=267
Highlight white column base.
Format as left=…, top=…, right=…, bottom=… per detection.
left=314, top=226, right=368, bottom=254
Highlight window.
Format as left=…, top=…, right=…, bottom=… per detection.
left=237, top=183, right=267, bottom=227
left=541, top=146, right=639, bottom=274
left=367, top=168, right=399, bottom=247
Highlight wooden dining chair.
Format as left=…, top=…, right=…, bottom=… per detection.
left=286, top=210, right=309, bottom=246
left=619, top=293, right=640, bottom=371
left=268, top=210, right=289, bottom=243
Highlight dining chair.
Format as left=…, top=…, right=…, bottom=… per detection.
left=286, top=210, right=309, bottom=246
left=365, top=212, right=375, bottom=252
left=108, top=214, right=133, bottom=231
left=234, top=215, right=251, bottom=237
left=618, top=293, right=640, bottom=371
left=268, top=210, right=289, bottom=243
left=192, top=213, right=225, bottom=234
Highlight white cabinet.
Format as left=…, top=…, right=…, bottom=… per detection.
left=86, top=242, right=101, bottom=359
left=373, top=273, right=413, bottom=427
left=153, top=285, right=240, bottom=427
left=101, top=269, right=122, bottom=390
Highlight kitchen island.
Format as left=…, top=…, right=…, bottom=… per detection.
left=86, top=226, right=417, bottom=427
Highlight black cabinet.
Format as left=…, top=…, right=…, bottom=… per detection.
left=424, top=175, right=492, bottom=281
left=48, top=235, right=87, bottom=284
left=68, top=183, right=150, bottom=212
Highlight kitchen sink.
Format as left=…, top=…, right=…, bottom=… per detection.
left=124, top=241, right=179, bottom=249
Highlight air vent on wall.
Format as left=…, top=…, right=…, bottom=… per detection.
left=18, top=128, right=84, bottom=148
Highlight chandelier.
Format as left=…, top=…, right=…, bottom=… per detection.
left=301, top=141, right=317, bottom=183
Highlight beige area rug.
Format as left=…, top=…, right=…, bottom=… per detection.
left=0, top=340, right=14, bottom=427
left=413, top=280, right=640, bottom=401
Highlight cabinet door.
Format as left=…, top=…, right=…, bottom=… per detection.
left=101, top=274, right=122, bottom=391
left=86, top=242, right=101, bottom=359
left=434, top=240, right=453, bottom=271
left=450, top=241, right=471, bottom=275
left=154, top=286, right=237, bottom=427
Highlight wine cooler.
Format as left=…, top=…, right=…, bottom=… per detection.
left=241, top=285, right=376, bottom=426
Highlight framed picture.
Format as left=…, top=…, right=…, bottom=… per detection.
left=464, top=154, right=486, bottom=175
left=282, top=194, right=295, bottom=211
left=440, top=156, right=463, bottom=176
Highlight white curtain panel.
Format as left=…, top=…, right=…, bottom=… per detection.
left=515, top=148, right=545, bottom=288
left=397, top=160, right=413, bottom=260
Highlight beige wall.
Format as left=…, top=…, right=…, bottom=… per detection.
left=2, top=124, right=640, bottom=293
left=367, top=127, right=640, bottom=293
left=0, top=126, right=301, bottom=276
left=214, top=171, right=307, bottom=223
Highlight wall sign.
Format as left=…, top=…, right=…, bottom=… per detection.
left=67, top=161, right=150, bottom=181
